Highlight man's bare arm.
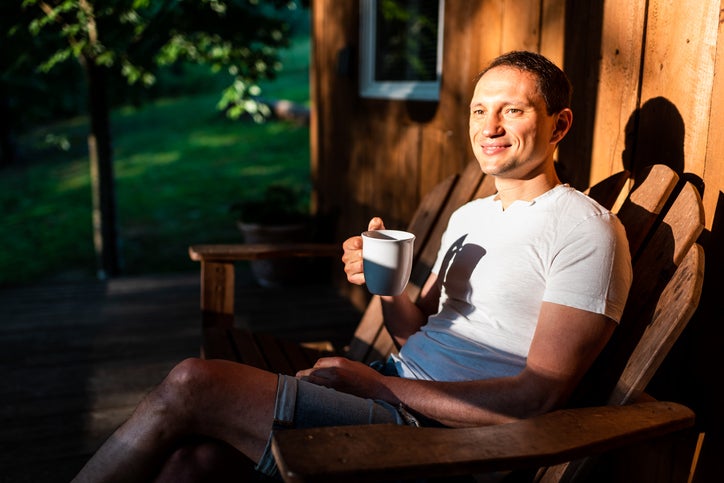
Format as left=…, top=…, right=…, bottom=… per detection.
left=379, top=273, right=440, bottom=347
left=389, top=302, right=616, bottom=426
left=300, top=302, right=616, bottom=427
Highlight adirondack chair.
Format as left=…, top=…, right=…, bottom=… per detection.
left=188, top=162, right=705, bottom=482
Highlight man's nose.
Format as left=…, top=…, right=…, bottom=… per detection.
left=481, top=115, right=503, bottom=137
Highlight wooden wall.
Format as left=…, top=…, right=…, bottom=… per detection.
left=311, top=1, right=723, bottom=479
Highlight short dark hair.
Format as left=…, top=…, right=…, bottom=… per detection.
left=476, top=51, right=572, bottom=115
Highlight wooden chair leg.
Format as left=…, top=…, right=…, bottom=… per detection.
left=200, top=261, right=235, bottom=329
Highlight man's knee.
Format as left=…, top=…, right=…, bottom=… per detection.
left=146, top=357, right=276, bottom=444
left=166, top=357, right=213, bottom=390
left=164, top=357, right=219, bottom=399
left=147, top=358, right=214, bottom=419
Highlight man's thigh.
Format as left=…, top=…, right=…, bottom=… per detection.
left=167, top=358, right=279, bottom=462
left=256, top=374, right=403, bottom=476
left=292, top=375, right=403, bottom=427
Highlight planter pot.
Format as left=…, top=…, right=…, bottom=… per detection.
left=237, top=221, right=308, bottom=288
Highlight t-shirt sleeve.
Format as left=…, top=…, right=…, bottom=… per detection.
left=543, top=213, right=633, bottom=322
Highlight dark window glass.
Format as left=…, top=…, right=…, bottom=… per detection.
left=374, top=0, right=439, bottom=82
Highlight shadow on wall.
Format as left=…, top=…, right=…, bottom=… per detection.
left=623, top=96, right=685, bottom=180
left=630, top=96, right=723, bottom=482
left=624, top=96, right=705, bottom=204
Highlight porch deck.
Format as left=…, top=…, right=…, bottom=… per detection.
left=0, top=270, right=360, bottom=482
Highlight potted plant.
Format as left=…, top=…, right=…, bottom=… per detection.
left=231, top=183, right=312, bottom=287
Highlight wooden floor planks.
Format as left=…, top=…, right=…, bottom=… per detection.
left=0, top=270, right=360, bottom=482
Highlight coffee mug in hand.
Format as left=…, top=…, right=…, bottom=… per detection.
left=362, top=230, right=415, bottom=296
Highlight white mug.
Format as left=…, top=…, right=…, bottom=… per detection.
left=362, top=229, right=415, bottom=296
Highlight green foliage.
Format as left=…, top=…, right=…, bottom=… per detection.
left=1, top=2, right=85, bottom=129
left=13, top=0, right=308, bottom=120
left=0, top=92, right=311, bottom=285
left=0, top=2, right=312, bottom=283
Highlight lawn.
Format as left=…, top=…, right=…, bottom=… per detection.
left=0, top=37, right=311, bottom=286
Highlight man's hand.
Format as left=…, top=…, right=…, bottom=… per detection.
left=296, top=357, right=391, bottom=401
left=342, top=217, right=386, bottom=285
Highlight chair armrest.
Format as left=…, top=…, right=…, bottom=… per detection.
left=189, top=243, right=341, bottom=262
left=271, top=401, right=694, bottom=483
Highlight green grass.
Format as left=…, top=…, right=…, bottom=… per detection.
left=0, top=39, right=311, bottom=286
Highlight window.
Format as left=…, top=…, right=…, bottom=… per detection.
left=359, top=0, right=445, bottom=101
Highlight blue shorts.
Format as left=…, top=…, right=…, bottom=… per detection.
left=255, top=373, right=408, bottom=477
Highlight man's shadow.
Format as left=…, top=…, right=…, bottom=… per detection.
left=620, top=96, right=705, bottom=196
left=628, top=99, right=724, bottom=479
left=623, top=96, right=685, bottom=181
left=573, top=98, right=702, bottom=407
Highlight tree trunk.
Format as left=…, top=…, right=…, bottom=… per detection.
left=84, top=56, right=119, bottom=278
left=0, top=94, right=17, bottom=167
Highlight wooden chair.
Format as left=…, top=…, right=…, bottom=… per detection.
left=189, top=162, right=705, bottom=482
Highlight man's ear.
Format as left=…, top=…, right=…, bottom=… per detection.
left=550, top=108, right=573, bottom=144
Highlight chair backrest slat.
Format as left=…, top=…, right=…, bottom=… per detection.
left=571, top=177, right=705, bottom=407
left=616, top=164, right=679, bottom=260
left=610, top=242, right=704, bottom=404
left=539, top=171, right=704, bottom=483
left=585, top=170, right=630, bottom=210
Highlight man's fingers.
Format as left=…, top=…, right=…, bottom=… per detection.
left=343, top=235, right=363, bottom=250
left=368, top=217, right=386, bottom=231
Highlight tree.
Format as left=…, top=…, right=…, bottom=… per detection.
left=13, top=0, right=304, bottom=278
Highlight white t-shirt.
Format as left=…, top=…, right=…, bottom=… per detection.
left=392, top=184, right=633, bottom=382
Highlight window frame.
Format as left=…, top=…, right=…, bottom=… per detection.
left=359, top=0, right=445, bottom=101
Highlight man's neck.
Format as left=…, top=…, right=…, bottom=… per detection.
left=494, top=168, right=561, bottom=210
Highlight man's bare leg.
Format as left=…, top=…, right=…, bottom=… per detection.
left=72, top=358, right=278, bottom=483
left=153, top=437, right=258, bottom=483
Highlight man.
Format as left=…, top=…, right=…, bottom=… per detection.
left=73, top=51, right=632, bottom=482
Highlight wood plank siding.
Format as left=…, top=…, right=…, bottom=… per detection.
left=310, top=0, right=724, bottom=480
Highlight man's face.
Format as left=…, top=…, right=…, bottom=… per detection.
left=469, top=66, right=566, bottom=180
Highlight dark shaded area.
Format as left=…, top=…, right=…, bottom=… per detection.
left=0, top=274, right=200, bottom=481
left=558, top=0, right=604, bottom=189
left=648, top=191, right=724, bottom=482
left=624, top=96, right=685, bottom=180
left=0, top=269, right=359, bottom=481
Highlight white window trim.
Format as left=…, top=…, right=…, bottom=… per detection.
left=359, top=0, right=445, bottom=101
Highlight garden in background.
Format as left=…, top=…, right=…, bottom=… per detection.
left=0, top=24, right=311, bottom=287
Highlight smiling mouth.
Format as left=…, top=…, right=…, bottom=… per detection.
left=481, top=144, right=510, bottom=155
